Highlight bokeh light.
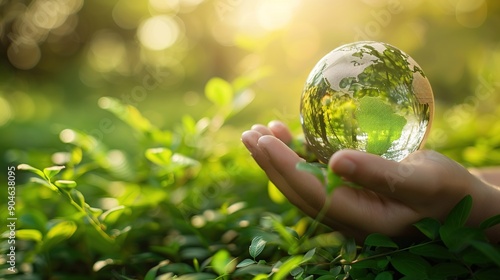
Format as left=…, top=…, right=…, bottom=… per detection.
left=138, top=15, right=180, bottom=50
left=0, top=0, right=499, bottom=166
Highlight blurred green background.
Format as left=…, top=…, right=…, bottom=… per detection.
left=1, top=0, right=499, bottom=167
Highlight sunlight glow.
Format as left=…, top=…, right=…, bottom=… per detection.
left=138, top=16, right=180, bottom=50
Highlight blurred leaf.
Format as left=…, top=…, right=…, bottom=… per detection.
left=30, top=177, right=58, bottom=191
left=205, top=77, right=233, bottom=107
left=70, top=147, right=83, bottom=165
left=17, top=163, right=45, bottom=178
left=70, top=189, right=86, bottom=208
left=474, top=268, right=500, bottom=280
left=41, top=221, right=77, bottom=251
left=298, top=232, right=344, bottom=252
left=428, top=262, right=469, bottom=279
left=374, top=271, right=393, bottom=280
left=302, top=248, right=316, bottom=263
left=252, top=274, right=269, bottom=280
left=99, top=97, right=155, bottom=133
left=55, top=180, right=77, bottom=190
left=409, top=243, right=455, bottom=259
left=16, top=229, right=42, bottom=242
left=440, top=226, right=483, bottom=252
left=236, top=259, right=257, bottom=268
left=272, top=256, right=302, bottom=280
left=145, top=147, right=172, bottom=166
left=144, top=260, right=170, bottom=280
left=326, top=168, right=343, bottom=193
left=469, top=240, right=500, bottom=267
left=43, top=166, right=65, bottom=179
left=364, top=233, right=398, bottom=248
left=296, top=162, right=325, bottom=183
left=175, top=273, right=218, bottom=280
left=211, top=249, right=233, bottom=276
left=268, top=181, right=286, bottom=204
left=100, top=205, right=126, bottom=225
left=232, top=89, right=255, bottom=113
left=171, top=153, right=200, bottom=168
left=413, top=218, right=440, bottom=240
left=249, top=236, right=267, bottom=259
left=444, top=195, right=472, bottom=228
left=19, top=211, right=47, bottom=233
left=341, top=237, right=357, bottom=263
left=480, top=214, right=500, bottom=230
left=390, top=252, right=431, bottom=278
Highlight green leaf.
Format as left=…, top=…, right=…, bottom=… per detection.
left=296, top=162, right=326, bottom=183
left=480, top=214, right=500, bottom=230
left=272, top=256, right=303, bottom=280
left=41, top=221, right=77, bottom=251
left=17, top=163, right=45, bottom=178
left=211, top=249, right=233, bottom=276
left=70, top=189, right=86, bottom=208
left=236, top=259, right=257, bottom=268
left=144, top=260, right=170, bottom=280
left=469, top=240, right=500, bottom=267
left=16, top=229, right=43, bottom=242
left=474, top=268, right=500, bottom=280
left=302, top=248, right=316, bottom=263
left=428, top=262, right=469, bottom=279
left=175, top=273, right=219, bottom=280
left=70, top=147, right=83, bottom=165
left=298, top=232, right=344, bottom=252
left=205, top=77, right=233, bottom=107
left=444, top=195, right=472, bottom=228
left=145, top=147, right=172, bottom=166
left=54, top=180, right=77, bottom=190
left=99, top=97, right=154, bottom=133
left=364, top=233, right=398, bottom=248
left=341, top=237, right=357, bottom=263
left=43, top=165, right=65, bottom=179
left=409, top=243, right=454, bottom=259
left=30, top=177, right=58, bottom=191
left=100, top=205, right=126, bottom=224
left=413, top=218, right=440, bottom=240
left=374, top=271, right=393, bottom=280
left=390, top=252, right=431, bottom=278
left=440, top=226, right=483, bottom=252
left=355, top=96, right=407, bottom=155
left=171, top=153, right=200, bottom=168
left=249, top=236, right=267, bottom=259
left=326, top=168, right=343, bottom=193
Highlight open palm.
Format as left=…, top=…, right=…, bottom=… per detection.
left=242, top=121, right=500, bottom=242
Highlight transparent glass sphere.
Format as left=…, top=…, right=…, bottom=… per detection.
left=300, top=41, right=434, bottom=163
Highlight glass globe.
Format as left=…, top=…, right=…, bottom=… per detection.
left=300, top=41, right=434, bottom=163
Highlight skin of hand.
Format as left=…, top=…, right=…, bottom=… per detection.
left=241, top=121, right=500, bottom=243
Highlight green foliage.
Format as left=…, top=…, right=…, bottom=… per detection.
left=1, top=75, right=499, bottom=279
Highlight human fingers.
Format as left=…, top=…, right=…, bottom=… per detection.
left=250, top=124, right=273, bottom=136
left=268, top=120, right=293, bottom=144
left=241, top=131, right=325, bottom=217
left=328, top=149, right=471, bottom=202
left=257, top=137, right=423, bottom=232
left=243, top=131, right=367, bottom=236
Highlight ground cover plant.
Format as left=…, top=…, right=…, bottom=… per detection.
left=1, top=76, right=500, bottom=280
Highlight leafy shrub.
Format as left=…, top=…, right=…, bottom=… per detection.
left=1, top=76, right=499, bottom=279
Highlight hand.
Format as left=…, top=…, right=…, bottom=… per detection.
left=241, top=121, right=500, bottom=242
